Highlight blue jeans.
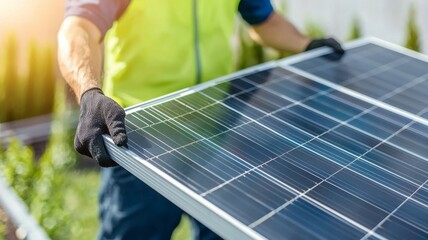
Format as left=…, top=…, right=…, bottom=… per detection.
left=98, top=166, right=222, bottom=240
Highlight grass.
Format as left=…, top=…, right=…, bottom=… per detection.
left=63, top=170, right=100, bottom=240
left=63, top=169, right=190, bottom=240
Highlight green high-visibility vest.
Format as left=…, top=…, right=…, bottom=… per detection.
left=104, top=0, right=240, bottom=107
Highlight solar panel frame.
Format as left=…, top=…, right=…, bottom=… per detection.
left=103, top=37, right=428, bottom=240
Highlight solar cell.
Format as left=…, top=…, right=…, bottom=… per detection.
left=285, top=40, right=428, bottom=124
left=104, top=38, right=428, bottom=240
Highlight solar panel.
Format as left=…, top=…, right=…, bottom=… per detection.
left=104, top=38, right=428, bottom=240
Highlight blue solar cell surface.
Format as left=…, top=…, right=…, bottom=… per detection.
left=291, top=43, right=428, bottom=115
left=122, top=41, right=428, bottom=239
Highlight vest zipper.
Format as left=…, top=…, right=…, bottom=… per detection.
left=193, top=0, right=202, bottom=84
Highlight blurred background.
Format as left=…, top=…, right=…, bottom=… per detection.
left=0, top=0, right=426, bottom=239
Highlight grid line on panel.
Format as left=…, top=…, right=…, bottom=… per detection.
left=249, top=108, right=427, bottom=234
left=285, top=63, right=428, bottom=126
left=285, top=56, right=409, bottom=98
left=150, top=102, right=288, bottom=182
left=129, top=94, right=221, bottom=127
left=139, top=87, right=322, bottom=196
left=127, top=100, right=246, bottom=152
left=255, top=79, right=428, bottom=164
left=251, top=69, right=428, bottom=157
left=290, top=43, right=385, bottom=76
left=319, top=176, right=427, bottom=230
left=128, top=60, right=375, bottom=134
left=202, top=99, right=390, bottom=197
left=219, top=75, right=426, bottom=185
left=130, top=89, right=424, bottom=213
left=198, top=95, right=424, bottom=221
left=296, top=52, right=411, bottom=88
left=128, top=69, right=427, bottom=204
left=126, top=68, right=315, bottom=135
left=288, top=44, right=428, bottom=125
left=362, top=179, right=428, bottom=240
left=292, top=96, right=428, bottom=165
left=209, top=92, right=427, bottom=236
left=293, top=43, right=418, bottom=80
left=301, top=87, right=428, bottom=164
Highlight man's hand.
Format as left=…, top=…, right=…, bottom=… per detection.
left=305, top=37, right=345, bottom=56
left=75, top=88, right=128, bottom=167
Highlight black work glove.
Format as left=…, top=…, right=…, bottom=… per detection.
left=305, top=37, right=345, bottom=57
left=75, top=88, right=128, bottom=167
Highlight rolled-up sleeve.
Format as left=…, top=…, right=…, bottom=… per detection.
left=65, top=0, right=130, bottom=36
left=238, top=0, right=274, bottom=25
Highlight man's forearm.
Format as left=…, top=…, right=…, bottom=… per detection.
left=58, top=16, right=103, bottom=103
left=57, top=16, right=127, bottom=166
left=249, top=12, right=310, bottom=53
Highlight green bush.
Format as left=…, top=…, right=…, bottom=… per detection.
left=0, top=85, right=78, bottom=239
left=348, top=17, right=362, bottom=40
left=0, top=139, right=72, bottom=238
left=63, top=170, right=100, bottom=240
left=1, top=139, right=36, bottom=200
left=404, top=5, right=421, bottom=52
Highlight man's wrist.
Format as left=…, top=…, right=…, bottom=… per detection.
left=304, top=37, right=345, bottom=55
left=299, top=36, right=312, bottom=52
left=78, top=84, right=102, bottom=103
left=79, top=87, right=103, bottom=106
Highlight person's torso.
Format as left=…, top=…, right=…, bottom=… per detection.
left=104, top=0, right=240, bottom=107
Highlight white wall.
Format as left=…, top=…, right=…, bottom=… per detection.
left=280, top=0, right=428, bottom=53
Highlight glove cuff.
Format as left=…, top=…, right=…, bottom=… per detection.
left=80, top=87, right=104, bottom=101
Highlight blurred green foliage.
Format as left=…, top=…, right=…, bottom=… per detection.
left=63, top=170, right=100, bottom=240
left=0, top=86, right=79, bottom=239
left=348, top=17, right=362, bottom=40
left=305, top=21, right=326, bottom=39
left=0, top=35, right=56, bottom=123
left=0, top=138, right=72, bottom=238
left=1, top=140, right=35, bottom=200
left=0, top=216, right=5, bottom=239
left=404, top=5, right=421, bottom=52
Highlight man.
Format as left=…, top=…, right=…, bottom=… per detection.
left=58, top=0, right=344, bottom=239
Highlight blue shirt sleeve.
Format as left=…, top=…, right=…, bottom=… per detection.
left=238, top=0, right=274, bottom=25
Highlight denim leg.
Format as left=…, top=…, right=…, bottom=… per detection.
left=98, top=166, right=183, bottom=240
left=189, top=216, right=223, bottom=240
